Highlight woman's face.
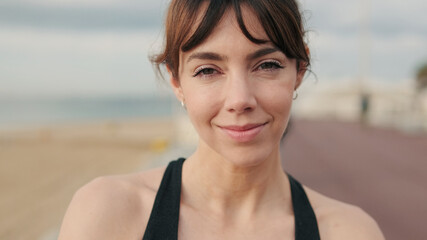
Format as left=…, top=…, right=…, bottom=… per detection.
left=171, top=6, right=305, bottom=166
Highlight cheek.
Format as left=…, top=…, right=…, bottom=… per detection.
left=182, top=85, right=220, bottom=129
left=259, top=81, right=294, bottom=117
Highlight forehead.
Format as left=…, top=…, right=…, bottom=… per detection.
left=220, top=5, right=267, bottom=40
left=180, top=4, right=270, bottom=58
left=205, top=3, right=267, bottom=39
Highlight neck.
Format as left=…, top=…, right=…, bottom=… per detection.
left=181, top=142, right=291, bottom=222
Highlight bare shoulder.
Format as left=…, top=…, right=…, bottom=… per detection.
left=58, top=166, right=166, bottom=240
left=304, top=187, right=385, bottom=240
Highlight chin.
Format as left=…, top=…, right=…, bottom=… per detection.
left=216, top=144, right=279, bottom=168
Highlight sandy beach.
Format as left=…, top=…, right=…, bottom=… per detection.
left=0, top=118, right=176, bottom=240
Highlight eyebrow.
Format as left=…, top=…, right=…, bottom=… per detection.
left=246, top=47, right=280, bottom=61
left=186, top=47, right=280, bottom=63
left=186, top=52, right=227, bottom=63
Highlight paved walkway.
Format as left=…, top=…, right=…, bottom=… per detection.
left=281, top=119, right=427, bottom=240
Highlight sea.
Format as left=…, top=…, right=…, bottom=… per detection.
left=0, top=95, right=177, bottom=130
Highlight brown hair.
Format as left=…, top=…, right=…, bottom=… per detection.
left=151, top=0, right=309, bottom=79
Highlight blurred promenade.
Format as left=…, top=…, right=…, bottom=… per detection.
left=282, top=119, right=427, bottom=240
left=0, top=118, right=175, bottom=240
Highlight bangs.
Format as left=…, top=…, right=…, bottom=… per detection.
left=181, top=0, right=267, bottom=52
left=154, top=0, right=309, bottom=78
left=180, top=0, right=306, bottom=62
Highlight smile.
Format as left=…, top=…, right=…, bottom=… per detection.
left=219, top=122, right=268, bottom=143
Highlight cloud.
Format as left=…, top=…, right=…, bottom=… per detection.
left=299, top=0, right=427, bottom=84
left=0, top=0, right=426, bottom=98
left=0, top=26, right=163, bottom=54
left=0, top=0, right=168, bottom=30
left=1, top=0, right=426, bottom=36
left=0, top=27, right=166, bottom=97
left=302, top=0, right=427, bottom=37
left=8, top=0, right=155, bottom=8
left=0, top=0, right=168, bottom=9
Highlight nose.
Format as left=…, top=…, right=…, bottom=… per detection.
left=224, top=73, right=257, bottom=114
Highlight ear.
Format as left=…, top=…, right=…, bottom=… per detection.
left=295, top=62, right=307, bottom=90
left=167, top=66, right=184, bottom=102
left=295, top=45, right=310, bottom=90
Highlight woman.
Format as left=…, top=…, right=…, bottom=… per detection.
left=59, top=0, right=384, bottom=239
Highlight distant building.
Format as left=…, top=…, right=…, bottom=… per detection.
left=293, top=80, right=427, bottom=133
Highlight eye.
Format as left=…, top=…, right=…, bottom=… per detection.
left=256, top=60, right=284, bottom=71
left=192, top=66, right=220, bottom=77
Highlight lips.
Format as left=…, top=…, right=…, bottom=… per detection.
left=219, top=122, right=267, bottom=142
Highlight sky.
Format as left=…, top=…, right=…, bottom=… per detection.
left=0, top=0, right=426, bottom=98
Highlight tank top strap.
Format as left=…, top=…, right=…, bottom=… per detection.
left=143, top=159, right=321, bottom=240
left=288, top=173, right=321, bottom=240
left=142, top=158, right=184, bottom=240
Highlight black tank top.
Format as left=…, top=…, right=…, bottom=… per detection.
left=142, top=158, right=320, bottom=240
